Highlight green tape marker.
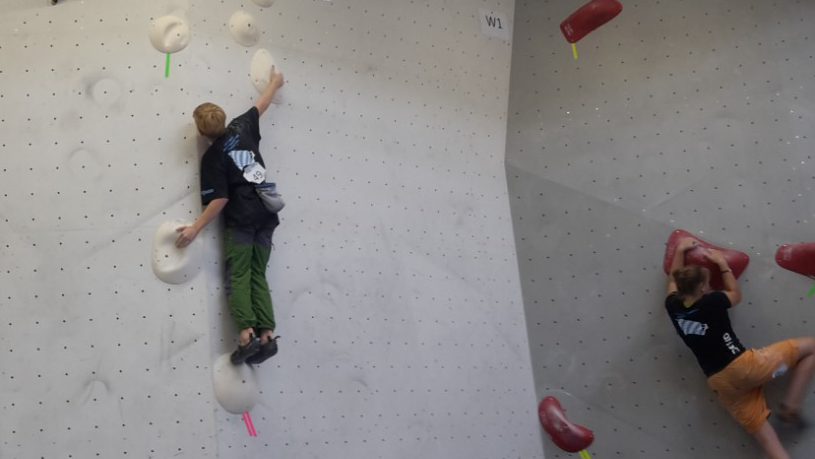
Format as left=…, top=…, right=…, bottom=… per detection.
left=165, top=53, right=171, bottom=78
left=808, top=283, right=815, bottom=297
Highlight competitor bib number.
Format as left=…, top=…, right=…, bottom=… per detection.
left=243, top=162, right=266, bottom=184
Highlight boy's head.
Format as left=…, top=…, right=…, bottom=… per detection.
left=673, top=265, right=710, bottom=296
left=193, top=103, right=226, bottom=139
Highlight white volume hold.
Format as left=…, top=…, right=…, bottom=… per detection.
left=229, top=11, right=260, bottom=47
left=250, top=49, right=276, bottom=92
left=251, top=0, right=275, bottom=7
left=212, top=354, right=260, bottom=414
left=151, top=220, right=201, bottom=284
left=148, top=15, right=191, bottom=54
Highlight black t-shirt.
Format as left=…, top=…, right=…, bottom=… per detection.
left=200, top=107, right=277, bottom=227
left=665, top=291, right=746, bottom=376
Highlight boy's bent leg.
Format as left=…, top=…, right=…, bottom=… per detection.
left=782, top=337, right=815, bottom=414
left=225, top=226, right=259, bottom=339
left=249, top=220, right=277, bottom=336
left=753, top=421, right=791, bottom=459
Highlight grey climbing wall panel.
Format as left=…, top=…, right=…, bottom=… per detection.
left=507, top=0, right=815, bottom=457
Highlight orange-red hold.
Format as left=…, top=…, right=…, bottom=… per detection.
left=663, top=230, right=750, bottom=291
left=560, top=0, right=623, bottom=43
left=538, top=396, right=594, bottom=453
left=776, top=243, right=815, bottom=280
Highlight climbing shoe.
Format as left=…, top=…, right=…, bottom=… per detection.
left=246, top=336, right=279, bottom=365
left=230, top=335, right=261, bottom=365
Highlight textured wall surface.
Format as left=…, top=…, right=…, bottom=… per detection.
left=507, top=0, right=815, bottom=458
left=0, top=0, right=542, bottom=458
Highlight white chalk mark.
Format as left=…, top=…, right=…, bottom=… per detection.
left=90, top=78, right=121, bottom=107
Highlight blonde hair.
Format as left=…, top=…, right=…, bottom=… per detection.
left=672, top=265, right=709, bottom=296
left=193, top=103, right=226, bottom=138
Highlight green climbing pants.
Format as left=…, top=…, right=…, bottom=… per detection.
left=224, top=221, right=276, bottom=332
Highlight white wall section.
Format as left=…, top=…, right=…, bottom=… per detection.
left=0, top=0, right=540, bottom=458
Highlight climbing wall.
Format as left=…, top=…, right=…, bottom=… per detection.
left=507, top=0, right=815, bottom=457
left=0, top=0, right=542, bottom=458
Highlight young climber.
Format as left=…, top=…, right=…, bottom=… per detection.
left=176, top=68, right=285, bottom=365
left=665, top=237, right=815, bottom=459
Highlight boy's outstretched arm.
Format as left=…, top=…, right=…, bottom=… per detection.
left=175, top=198, right=228, bottom=247
left=255, top=67, right=285, bottom=117
left=667, top=237, right=698, bottom=294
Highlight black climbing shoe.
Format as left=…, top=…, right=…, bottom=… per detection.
left=230, top=335, right=261, bottom=365
left=246, top=336, right=279, bottom=365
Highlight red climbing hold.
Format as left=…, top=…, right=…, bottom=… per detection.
left=538, top=396, right=594, bottom=453
left=663, top=230, right=750, bottom=291
left=776, top=243, right=815, bottom=279
left=560, top=0, right=623, bottom=44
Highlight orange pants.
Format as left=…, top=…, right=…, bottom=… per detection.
left=707, top=340, right=800, bottom=433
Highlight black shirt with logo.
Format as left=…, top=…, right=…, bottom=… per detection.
left=199, top=107, right=278, bottom=228
left=665, top=291, right=745, bottom=377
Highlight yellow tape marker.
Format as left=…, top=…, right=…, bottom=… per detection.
left=579, top=450, right=592, bottom=459
left=571, top=43, right=579, bottom=60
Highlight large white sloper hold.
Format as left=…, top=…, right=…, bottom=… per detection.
left=212, top=354, right=260, bottom=414
left=151, top=220, right=201, bottom=284
left=251, top=0, right=275, bottom=7
left=149, top=15, right=191, bottom=53
left=250, top=49, right=276, bottom=93
left=229, top=10, right=260, bottom=47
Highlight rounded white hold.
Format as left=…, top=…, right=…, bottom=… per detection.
left=149, top=15, right=191, bottom=54
left=229, top=11, right=259, bottom=47
left=91, top=78, right=121, bottom=107
left=151, top=220, right=201, bottom=284
left=212, top=354, right=260, bottom=414
left=250, top=49, right=276, bottom=93
left=251, top=0, right=275, bottom=6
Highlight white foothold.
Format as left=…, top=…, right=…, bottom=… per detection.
left=250, top=49, right=276, bottom=93
left=151, top=220, right=201, bottom=284
left=229, top=11, right=260, bottom=47
left=212, top=354, right=260, bottom=414
left=251, top=0, right=275, bottom=7
left=149, top=15, right=191, bottom=53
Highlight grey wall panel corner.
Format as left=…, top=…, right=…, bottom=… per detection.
left=507, top=1, right=815, bottom=458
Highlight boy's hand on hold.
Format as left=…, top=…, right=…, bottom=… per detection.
left=269, top=66, right=284, bottom=89
left=255, top=67, right=284, bottom=116
left=705, top=249, right=728, bottom=268
left=175, top=226, right=199, bottom=248
left=677, top=237, right=698, bottom=252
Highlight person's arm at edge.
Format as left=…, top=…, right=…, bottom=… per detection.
left=175, top=198, right=228, bottom=247
left=707, top=250, right=742, bottom=307
left=254, top=67, right=284, bottom=117
left=667, top=238, right=697, bottom=295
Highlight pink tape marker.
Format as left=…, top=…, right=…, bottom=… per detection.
left=242, top=411, right=258, bottom=437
